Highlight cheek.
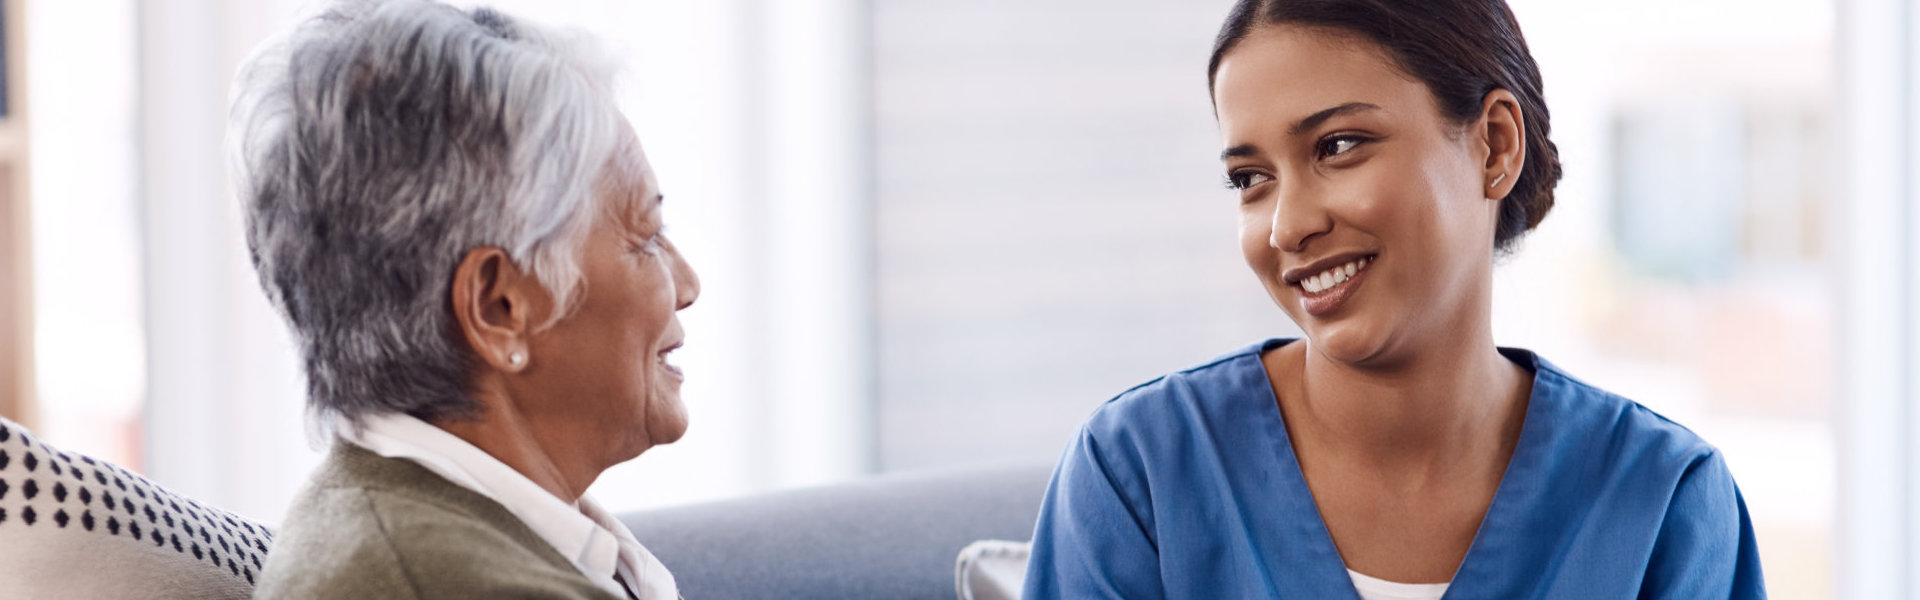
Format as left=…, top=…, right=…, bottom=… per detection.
left=1337, top=164, right=1446, bottom=251
left=625, top=270, right=681, bottom=369
left=1238, top=207, right=1273, bottom=265
left=1409, top=143, right=1495, bottom=238
left=642, top=273, right=678, bottom=326
left=1337, top=171, right=1407, bottom=226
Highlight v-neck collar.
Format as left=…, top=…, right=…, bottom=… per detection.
left=1239, top=338, right=1552, bottom=599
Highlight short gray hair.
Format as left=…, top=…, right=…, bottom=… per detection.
left=229, top=0, right=634, bottom=424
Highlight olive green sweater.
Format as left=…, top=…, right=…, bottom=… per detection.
left=254, top=442, right=627, bottom=599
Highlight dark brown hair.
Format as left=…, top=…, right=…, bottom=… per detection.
left=1208, top=0, right=1562, bottom=251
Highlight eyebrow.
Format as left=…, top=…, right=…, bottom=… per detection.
left=1219, top=102, right=1383, bottom=161
left=1291, top=102, right=1380, bottom=136
left=626, top=193, right=666, bottom=230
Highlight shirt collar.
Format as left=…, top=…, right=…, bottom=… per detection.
left=337, top=412, right=677, bottom=599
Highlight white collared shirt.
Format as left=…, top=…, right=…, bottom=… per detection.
left=337, top=413, right=677, bottom=599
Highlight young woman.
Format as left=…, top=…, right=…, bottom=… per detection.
left=1023, top=1, right=1767, bottom=598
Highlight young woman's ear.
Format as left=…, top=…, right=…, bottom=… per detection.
left=1478, top=89, right=1526, bottom=200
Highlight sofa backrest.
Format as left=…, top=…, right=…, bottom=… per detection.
left=622, top=463, right=1052, bottom=600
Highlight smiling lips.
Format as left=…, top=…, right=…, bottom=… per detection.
left=657, top=342, right=683, bottom=377
left=1299, top=256, right=1370, bottom=294
left=1290, top=255, right=1374, bottom=316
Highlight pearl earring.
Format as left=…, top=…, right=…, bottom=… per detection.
left=509, top=352, right=525, bottom=366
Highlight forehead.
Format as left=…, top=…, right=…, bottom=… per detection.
left=602, top=134, right=661, bottom=221
left=1213, top=26, right=1433, bottom=132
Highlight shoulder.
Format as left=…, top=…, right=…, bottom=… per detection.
left=257, top=450, right=612, bottom=599
left=1082, top=339, right=1278, bottom=441
left=1058, top=339, right=1281, bottom=498
left=1520, top=350, right=1728, bottom=490
left=255, top=485, right=420, bottom=599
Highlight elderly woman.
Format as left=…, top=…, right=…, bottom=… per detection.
left=232, top=2, right=696, bottom=598
left=1024, top=1, right=1765, bottom=598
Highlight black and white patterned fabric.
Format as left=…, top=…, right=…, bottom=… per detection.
left=0, top=417, right=274, bottom=599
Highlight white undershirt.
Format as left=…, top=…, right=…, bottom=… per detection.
left=1348, top=569, right=1450, bottom=600
left=338, top=413, right=677, bottom=600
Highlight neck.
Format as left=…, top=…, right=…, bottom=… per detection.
left=1274, top=327, right=1530, bottom=483
left=434, top=388, right=596, bottom=504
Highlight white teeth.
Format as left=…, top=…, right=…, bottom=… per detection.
left=1297, top=257, right=1371, bottom=295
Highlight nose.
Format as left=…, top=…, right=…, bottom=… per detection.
left=1269, top=179, right=1333, bottom=253
left=665, top=239, right=700, bottom=310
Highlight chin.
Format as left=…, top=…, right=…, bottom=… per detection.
left=614, top=421, right=684, bottom=463
left=644, top=398, right=689, bottom=447
left=1305, top=319, right=1398, bottom=367
left=649, top=422, right=688, bottom=446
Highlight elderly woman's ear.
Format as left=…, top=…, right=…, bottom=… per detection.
left=451, top=246, right=554, bottom=373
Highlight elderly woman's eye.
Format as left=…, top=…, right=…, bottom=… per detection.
left=625, top=236, right=661, bottom=256
left=630, top=227, right=669, bottom=254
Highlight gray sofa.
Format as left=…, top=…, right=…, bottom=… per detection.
left=621, top=463, right=1054, bottom=600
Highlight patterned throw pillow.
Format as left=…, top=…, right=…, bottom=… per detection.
left=0, top=417, right=274, bottom=599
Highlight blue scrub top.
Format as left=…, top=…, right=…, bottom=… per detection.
left=1024, top=339, right=1766, bottom=599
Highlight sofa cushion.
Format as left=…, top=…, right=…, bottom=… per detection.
left=0, top=417, right=274, bottom=599
left=621, top=463, right=1052, bottom=600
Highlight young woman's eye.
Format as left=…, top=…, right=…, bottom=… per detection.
left=1316, top=135, right=1367, bottom=159
left=1224, top=171, right=1272, bottom=191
